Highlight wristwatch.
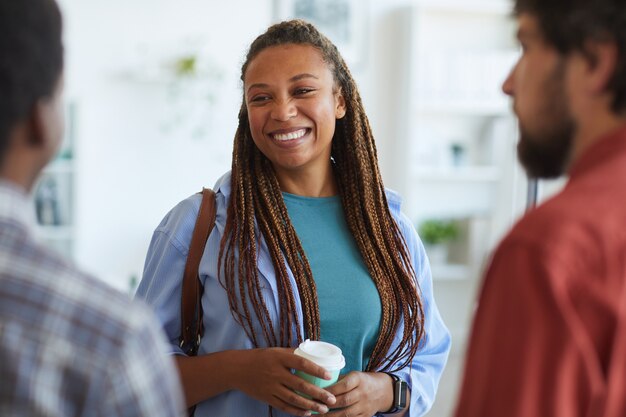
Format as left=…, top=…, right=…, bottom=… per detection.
left=382, top=372, right=408, bottom=414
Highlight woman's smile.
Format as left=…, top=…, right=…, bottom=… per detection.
left=269, top=127, right=311, bottom=142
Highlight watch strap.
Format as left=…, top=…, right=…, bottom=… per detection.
left=382, top=372, right=408, bottom=414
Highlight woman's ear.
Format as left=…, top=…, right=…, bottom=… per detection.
left=335, top=90, right=347, bottom=119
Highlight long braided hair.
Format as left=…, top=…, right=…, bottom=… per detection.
left=218, top=19, right=424, bottom=372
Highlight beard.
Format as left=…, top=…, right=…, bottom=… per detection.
left=516, top=62, right=576, bottom=179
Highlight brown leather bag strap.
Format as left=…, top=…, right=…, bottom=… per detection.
left=179, top=188, right=216, bottom=356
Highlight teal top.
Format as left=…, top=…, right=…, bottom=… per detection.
left=283, top=192, right=382, bottom=373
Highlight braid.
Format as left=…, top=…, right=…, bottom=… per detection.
left=219, top=20, right=424, bottom=371
left=332, top=59, right=424, bottom=370
left=219, top=104, right=319, bottom=347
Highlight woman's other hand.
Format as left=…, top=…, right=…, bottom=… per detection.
left=325, top=371, right=399, bottom=417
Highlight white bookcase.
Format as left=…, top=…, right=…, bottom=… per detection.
left=34, top=101, right=77, bottom=261
left=399, top=1, right=524, bottom=348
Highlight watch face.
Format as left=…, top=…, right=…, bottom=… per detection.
left=397, top=380, right=408, bottom=409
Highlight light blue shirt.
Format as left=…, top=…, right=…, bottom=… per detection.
left=136, top=171, right=451, bottom=417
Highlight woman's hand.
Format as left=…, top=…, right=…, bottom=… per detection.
left=325, top=371, right=396, bottom=417
left=232, top=348, right=337, bottom=416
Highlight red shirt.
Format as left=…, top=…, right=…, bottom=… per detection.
left=454, top=125, right=626, bottom=417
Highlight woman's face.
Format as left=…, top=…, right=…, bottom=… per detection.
left=244, top=43, right=346, bottom=180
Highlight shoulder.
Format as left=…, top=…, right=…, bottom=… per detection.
left=153, top=171, right=232, bottom=256
left=381, top=188, right=428, bottom=268
left=160, top=170, right=231, bottom=225
left=55, top=258, right=158, bottom=342
left=496, top=188, right=602, bottom=274
left=3, top=242, right=160, bottom=361
left=384, top=187, right=416, bottom=238
left=384, top=187, right=403, bottom=214
left=507, top=189, right=593, bottom=248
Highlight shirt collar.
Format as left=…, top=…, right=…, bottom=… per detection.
left=0, top=179, right=36, bottom=230
left=213, top=170, right=404, bottom=215
left=212, top=170, right=232, bottom=197
left=569, top=124, right=626, bottom=180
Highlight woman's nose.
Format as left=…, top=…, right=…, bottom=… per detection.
left=271, top=99, right=297, bottom=121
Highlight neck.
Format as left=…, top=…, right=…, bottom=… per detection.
left=0, top=158, right=40, bottom=193
left=274, top=163, right=337, bottom=197
left=1, top=126, right=46, bottom=193
left=568, top=109, right=626, bottom=171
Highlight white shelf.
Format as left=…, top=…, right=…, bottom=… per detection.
left=406, top=7, right=515, bottom=246
left=415, top=0, right=510, bottom=15
left=416, top=100, right=510, bottom=117
left=412, top=166, right=499, bottom=182
left=431, top=263, right=470, bottom=281
left=404, top=1, right=517, bottom=366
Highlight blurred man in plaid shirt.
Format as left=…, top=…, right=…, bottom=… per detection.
left=0, top=1, right=185, bottom=415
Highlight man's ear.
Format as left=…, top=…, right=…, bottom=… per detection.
left=26, top=100, right=48, bottom=148
left=28, top=94, right=63, bottom=152
left=582, top=39, right=618, bottom=95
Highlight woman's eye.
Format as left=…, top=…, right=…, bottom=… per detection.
left=250, top=95, right=270, bottom=103
left=294, top=88, right=314, bottom=95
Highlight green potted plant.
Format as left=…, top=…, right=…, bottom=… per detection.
left=418, top=219, right=459, bottom=264
left=174, top=55, right=197, bottom=78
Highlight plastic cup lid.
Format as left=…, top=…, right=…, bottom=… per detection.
left=294, top=339, right=346, bottom=371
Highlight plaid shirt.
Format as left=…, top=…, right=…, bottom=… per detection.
left=0, top=180, right=184, bottom=417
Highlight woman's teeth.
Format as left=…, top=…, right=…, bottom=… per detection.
left=273, top=129, right=307, bottom=141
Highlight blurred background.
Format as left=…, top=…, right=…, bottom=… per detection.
left=33, top=0, right=564, bottom=415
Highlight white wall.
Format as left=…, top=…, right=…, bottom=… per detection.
left=58, top=0, right=273, bottom=289
left=364, top=0, right=416, bottom=191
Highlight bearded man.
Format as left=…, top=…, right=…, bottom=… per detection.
left=454, top=0, right=626, bottom=416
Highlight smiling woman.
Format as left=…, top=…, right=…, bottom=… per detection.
left=135, top=19, right=450, bottom=417
left=244, top=43, right=346, bottom=194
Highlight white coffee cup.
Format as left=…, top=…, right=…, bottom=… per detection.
left=294, top=339, right=345, bottom=389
